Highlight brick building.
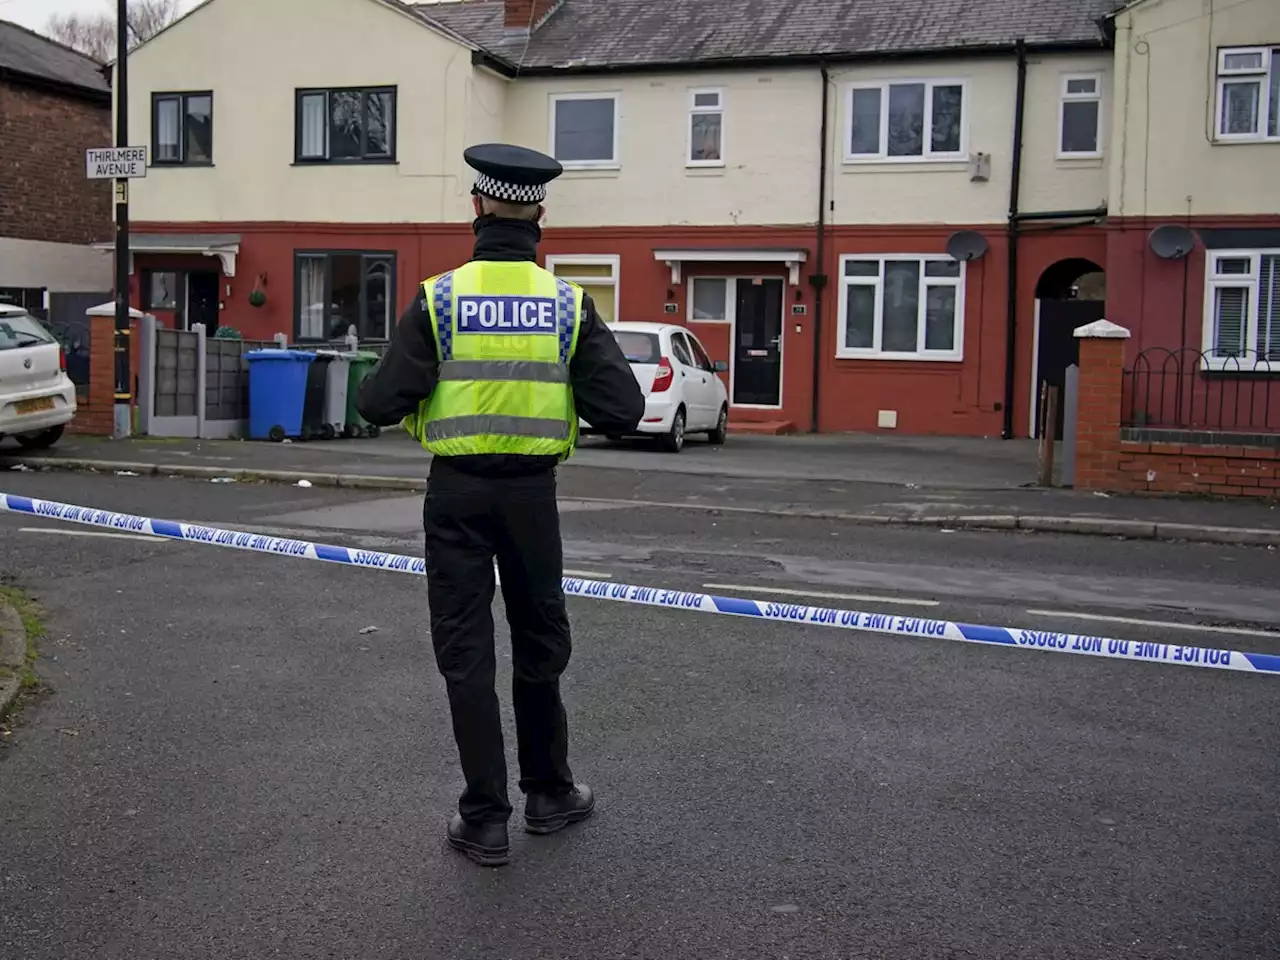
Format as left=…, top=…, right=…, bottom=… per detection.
left=0, top=19, right=114, bottom=311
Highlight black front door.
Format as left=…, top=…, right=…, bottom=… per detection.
left=732, top=278, right=783, bottom=406
left=1035, top=298, right=1104, bottom=438
left=187, top=271, right=220, bottom=335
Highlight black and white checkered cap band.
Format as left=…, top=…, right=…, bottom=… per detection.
left=473, top=172, right=546, bottom=204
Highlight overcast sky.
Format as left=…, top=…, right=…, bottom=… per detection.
left=0, top=0, right=199, bottom=34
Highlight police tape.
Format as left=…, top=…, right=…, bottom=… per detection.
left=3, top=492, right=1279, bottom=678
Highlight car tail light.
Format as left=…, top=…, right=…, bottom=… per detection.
left=59, top=346, right=67, bottom=371
left=651, top=357, right=673, bottom=393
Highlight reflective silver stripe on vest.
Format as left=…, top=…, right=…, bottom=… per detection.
left=437, top=360, right=569, bottom=384
left=425, top=415, right=571, bottom=442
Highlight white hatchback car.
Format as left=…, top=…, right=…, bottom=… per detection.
left=583, top=321, right=730, bottom=452
left=0, top=304, right=77, bottom=450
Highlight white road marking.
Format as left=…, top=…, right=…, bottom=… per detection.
left=702, top=583, right=940, bottom=607
left=564, top=570, right=613, bottom=579
left=1025, top=609, right=1280, bottom=641
left=19, top=527, right=167, bottom=544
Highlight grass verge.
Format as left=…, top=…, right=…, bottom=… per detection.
left=0, top=586, right=44, bottom=730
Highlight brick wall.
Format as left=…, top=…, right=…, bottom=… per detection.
left=1073, top=323, right=1280, bottom=501
left=1113, top=442, right=1280, bottom=498
left=0, top=80, right=112, bottom=247
left=68, top=314, right=139, bottom=436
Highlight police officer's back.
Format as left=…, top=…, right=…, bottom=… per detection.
left=355, top=143, right=644, bottom=867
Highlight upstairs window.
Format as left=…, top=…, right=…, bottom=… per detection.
left=152, top=92, right=213, bottom=166
left=688, top=88, right=724, bottom=166
left=846, top=79, right=966, bottom=162
left=1058, top=73, right=1103, bottom=157
left=1203, top=251, right=1280, bottom=366
left=1216, top=47, right=1279, bottom=142
left=550, top=94, right=619, bottom=168
left=296, top=87, right=396, bottom=163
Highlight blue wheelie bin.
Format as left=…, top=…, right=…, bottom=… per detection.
left=246, top=349, right=315, bottom=441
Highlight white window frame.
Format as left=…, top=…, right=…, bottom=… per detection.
left=687, top=87, right=725, bottom=168
left=1200, top=248, right=1280, bottom=369
left=835, top=254, right=966, bottom=361
left=545, top=254, right=621, bottom=324
left=843, top=78, right=968, bottom=164
left=548, top=92, right=621, bottom=169
left=1057, top=72, right=1104, bottom=159
left=1214, top=46, right=1279, bottom=143
left=687, top=276, right=732, bottom=323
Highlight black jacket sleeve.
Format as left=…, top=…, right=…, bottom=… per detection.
left=570, top=293, right=645, bottom=434
left=355, top=291, right=440, bottom=427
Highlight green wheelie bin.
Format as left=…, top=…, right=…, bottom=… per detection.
left=343, top=350, right=382, bottom=438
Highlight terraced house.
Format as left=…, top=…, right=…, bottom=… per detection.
left=109, top=0, right=1279, bottom=437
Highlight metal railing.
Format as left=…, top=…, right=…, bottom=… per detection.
left=1122, top=348, right=1279, bottom=433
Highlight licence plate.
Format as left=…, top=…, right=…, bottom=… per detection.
left=15, top=396, right=56, bottom=415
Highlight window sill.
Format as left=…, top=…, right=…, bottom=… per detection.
left=835, top=351, right=964, bottom=363
left=560, top=164, right=622, bottom=176
left=150, top=161, right=215, bottom=169
left=1055, top=153, right=1105, bottom=166
left=1211, top=135, right=1280, bottom=146
left=841, top=157, right=968, bottom=172
left=291, top=159, right=399, bottom=167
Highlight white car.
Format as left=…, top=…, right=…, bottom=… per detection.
left=582, top=321, right=730, bottom=452
left=0, top=304, right=77, bottom=450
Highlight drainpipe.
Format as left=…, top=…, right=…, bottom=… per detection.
left=1001, top=39, right=1028, bottom=440
left=809, top=64, right=830, bottom=433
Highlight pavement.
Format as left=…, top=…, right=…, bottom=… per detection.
left=4, top=430, right=1279, bottom=545
left=0, top=472, right=1278, bottom=958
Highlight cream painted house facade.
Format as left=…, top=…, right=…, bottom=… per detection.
left=109, top=0, right=1277, bottom=439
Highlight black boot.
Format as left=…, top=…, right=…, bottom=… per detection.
left=446, top=814, right=510, bottom=867
left=523, top=783, right=595, bottom=835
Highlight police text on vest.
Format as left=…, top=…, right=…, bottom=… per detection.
left=456, top=295, right=558, bottom=334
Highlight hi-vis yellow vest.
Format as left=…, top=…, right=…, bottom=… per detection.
left=402, top=260, right=584, bottom=460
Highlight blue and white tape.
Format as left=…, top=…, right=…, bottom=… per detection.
left=3, top=492, right=1278, bottom=678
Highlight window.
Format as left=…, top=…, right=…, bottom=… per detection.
left=688, top=88, right=724, bottom=166
left=845, top=80, right=965, bottom=162
left=294, top=252, right=395, bottom=341
left=144, top=270, right=179, bottom=310
left=689, top=277, right=729, bottom=322
left=546, top=255, right=620, bottom=323
left=550, top=94, right=618, bottom=168
left=670, top=331, right=695, bottom=366
left=1202, top=251, right=1280, bottom=365
left=1059, top=73, right=1102, bottom=157
left=686, top=332, right=716, bottom=372
left=151, top=92, right=213, bottom=166
left=295, top=87, right=396, bottom=163
left=837, top=255, right=965, bottom=360
left=1215, top=47, right=1280, bottom=141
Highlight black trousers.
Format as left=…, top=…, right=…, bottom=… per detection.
left=424, top=460, right=575, bottom=823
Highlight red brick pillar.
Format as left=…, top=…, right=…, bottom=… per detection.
left=1072, top=319, right=1130, bottom=492
left=68, top=314, right=141, bottom=436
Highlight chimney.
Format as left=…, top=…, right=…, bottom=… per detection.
left=503, top=0, right=561, bottom=37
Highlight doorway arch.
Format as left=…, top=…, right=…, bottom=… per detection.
left=1031, top=258, right=1106, bottom=438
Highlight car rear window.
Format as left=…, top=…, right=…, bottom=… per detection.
left=0, top=313, right=55, bottom=351
left=614, top=331, right=661, bottom=364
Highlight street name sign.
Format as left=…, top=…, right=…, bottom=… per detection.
left=86, top=147, right=148, bottom=180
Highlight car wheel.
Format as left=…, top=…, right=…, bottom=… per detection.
left=15, top=424, right=64, bottom=450
left=660, top=408, right=686, bottom=453
left=708, top=405, right=729, bottom=445
left=268, top=425, right=287, bottom=442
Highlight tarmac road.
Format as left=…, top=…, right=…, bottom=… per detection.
left=0, top=473, right=1277, bottom=959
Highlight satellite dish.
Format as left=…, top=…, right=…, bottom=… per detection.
left=946, top=230, right=989, bottom=262
left=1148, top=224, right=1195, bottom=260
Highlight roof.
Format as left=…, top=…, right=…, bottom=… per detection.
left=418, top=0, right=1120, bottom=73
left=0, top=18, right=110, bottom=98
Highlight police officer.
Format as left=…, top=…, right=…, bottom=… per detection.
left=355, top=143, right=644, bottom=867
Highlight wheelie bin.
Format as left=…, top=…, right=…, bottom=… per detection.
left=300, top=352, right=333, bottom=440
left=343, top=350, right=383, bottom=438
left=314, top=350, right=352, bottom=440
left=246, top=349, right=315, bottom=442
